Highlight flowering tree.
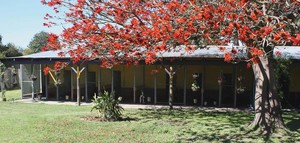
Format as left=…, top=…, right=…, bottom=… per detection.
left=42, top=0, right=300, bottom=134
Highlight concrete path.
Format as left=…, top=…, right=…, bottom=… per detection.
left=15, top=98, right=187, bottom=109
left=15, top=98, right=247, bottom=112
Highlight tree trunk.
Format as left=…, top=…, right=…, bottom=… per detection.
left=250, top=56, right=284, bottom=134
left=267, top=57, right=285, bottom=128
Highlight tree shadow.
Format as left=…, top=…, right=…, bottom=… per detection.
left=286, top=120, right=300, bottom=131
left=122, top=108, right=300, bottom=142
left=284, top=111, right=300, bottom=131
left=127, top=108, right=254, bottom=142
left=119, top=116, right=139, bottom=122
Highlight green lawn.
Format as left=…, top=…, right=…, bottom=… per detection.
left=0, top=102, right=299, bottom=143
left=1, top=89, right=21, bottom=101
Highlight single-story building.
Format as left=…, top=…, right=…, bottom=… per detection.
left=0, top=46, right=299, bottom=108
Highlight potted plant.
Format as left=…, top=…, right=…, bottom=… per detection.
left=66, top=95, right=70, bottom=100
left=37, top=94, right=42, bottom=100
left=30, top=75, right=37, bottom=81
left=192, top=73, right=199, bottom=79
left=191, top=82, right=200, bottom=92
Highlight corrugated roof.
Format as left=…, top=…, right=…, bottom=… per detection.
left=10, top=45, right=247, bottom=59
left=20, top=50, right=70, bottom=59
left=2, top=46, right=300, bottom=60
left=273, top=46, right=300, bottom=59
left=158, top=45, right=247, bottom=58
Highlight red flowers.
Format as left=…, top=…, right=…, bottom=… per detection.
left=131, top=18, right=139, bottom=26
left=54, top=61, right=62, bottom=71
left=292, top=34, right=300, bottom=45
left=275, top=51, right=282, bottom=56
left=43, top=67, right=51, bottom=75
left=224, top=52, right=233, bottom=62
left=43, top=0, right=62, bottom=6
left=41, top=0, right=300, bottom=69
left=250, top=12, right=258, bottom=22
left=273, top=31, right=291, bottom=43
left=145, top=52, right=156, bottom=64
left=150, top=69, right=159, bottom=75
left=250, top=47, right=263, bottom=57
left=175, top=18, right=186, bottom=24
left=219, top=47, right=226, bottom=52
left=246, top=62, right=251, bottom=69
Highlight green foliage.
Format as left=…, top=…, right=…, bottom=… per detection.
left=28, top=31, right=49, bottom=53
left=0, top=44, right=8, bottom=58
left=91, top=91, right=124, bottom=121
left=0, top=35, right=22, bottom=58
left=5, top=43, right=22, bottom=57
left=0, top=35, right=2, bottom=45
left=22, top=48, right=34, bottom=55
left=2, top=89, right=20, bottom=101
left=0, top=43, right=22, bottom=58
left=274, top=58, right=291, bottom=99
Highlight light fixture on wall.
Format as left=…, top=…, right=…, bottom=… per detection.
left=237, top=75, right=245, bottom=94
left=191, top=73, right=200, bottom=92
left=217, top=76, right=223, bottom=85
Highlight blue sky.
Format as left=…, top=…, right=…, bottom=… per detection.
left=0, top=1, right=61, bottom=49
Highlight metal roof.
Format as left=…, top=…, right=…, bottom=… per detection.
left=16, top=50, right=70, bottom=59
left=273, top=46, right=300, bottom=59
left=6, top=45, right=247, bottom=59
left=1, top=46, right=300, bottom=63
left=158, top=45, right=247, bottom=58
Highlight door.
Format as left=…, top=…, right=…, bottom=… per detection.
left=63, top=70, right=71, bottom=100
left=87, top=72, right=96, bottom=100
left=113, top=71, right=121, bottom=100
left=222, top=73, right=234, bottom=106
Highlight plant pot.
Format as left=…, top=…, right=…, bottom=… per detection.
left=31, top=75, right=37, bottom=81
left=192, top=74, right=199, bottom=79
left=213, top=101, right=217, bottom=106
left=193, top=99, right=197, bottom=104
left=147, top=97, right=151, bottom=102
left=37, top=95, right=42, bottom=100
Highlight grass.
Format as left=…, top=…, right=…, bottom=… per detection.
left=0, top=102, right=299, bottom=143
left=1, top=89, right=21, bottom=101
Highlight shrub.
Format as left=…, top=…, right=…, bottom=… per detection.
left=91, top=91, right=124, bottom=121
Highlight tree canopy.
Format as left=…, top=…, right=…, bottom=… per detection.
left=42, top=0, right=300, bottom=134
left=42, top=0, right=299, bottom=67
left=27, top=31, right=49, bottom=53
left=0, top=35, right=22, bottom=58
left=0, top=35, right=2, bottom=45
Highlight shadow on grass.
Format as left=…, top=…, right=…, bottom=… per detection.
left=82, top=115, right=138, bottom=122
left=125, top=108, right=253, bottom=142
left=120, top=117, right=138, bottom=122
left=284, top=111, right=300, bottom=131
left=125, top=108, right=300, bottom=142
